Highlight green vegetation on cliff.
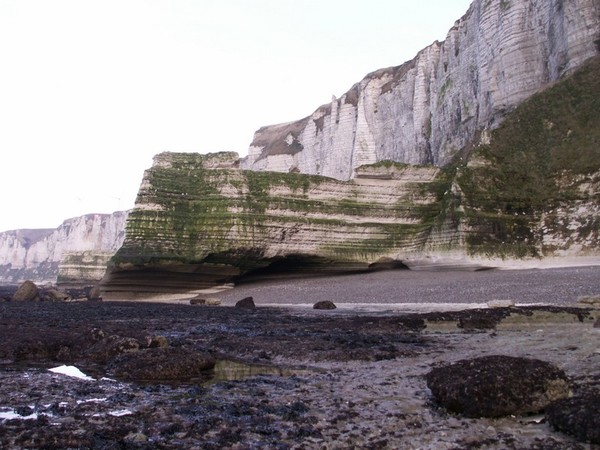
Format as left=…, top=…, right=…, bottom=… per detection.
left=112, top=56, right=600, bottom=277
left=456, top=56, right=600, bottom=257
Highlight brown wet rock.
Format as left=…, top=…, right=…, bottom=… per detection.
left=235, top=296, right=255, bottom=308
left=108, top=346, right=216, bottom=382
left=86, top=335, right=141, bottom=364
left=12, top=280, right=39, bottom=301
left=546, top=392, right=600, bottom=444
left=426, top=355, right=571, bottom=418
left=313, top=300, right=337, bottom=310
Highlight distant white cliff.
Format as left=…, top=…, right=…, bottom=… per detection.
left=0, top=211, right=128, bottom=284
left=241, top=0, right=600, bottom=179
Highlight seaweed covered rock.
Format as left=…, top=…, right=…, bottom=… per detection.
left=546, top=393, right=600, bottom=444
left=426, top=355, right=570, bottom=418
left=109, top=347, right=216, bottom=382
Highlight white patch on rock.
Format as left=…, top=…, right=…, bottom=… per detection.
left=49, top=365, right=94, bottom=381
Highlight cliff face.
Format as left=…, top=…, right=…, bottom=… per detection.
left=241, top=0, right=600, bottom=179
left=104, top=152, right=448, bottom=299
left=0, top=211, right=129, bottom=284
left=104, top=55, right=600, bottom=299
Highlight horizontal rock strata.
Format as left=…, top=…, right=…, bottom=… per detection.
left=104, top=55, right=600, bottom=299
left=102, top=153, right=449, bottom=299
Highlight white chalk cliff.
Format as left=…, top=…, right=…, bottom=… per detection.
left=241, top=0, right=600, bottom=179
left=0, top=211, right=129, bottom=284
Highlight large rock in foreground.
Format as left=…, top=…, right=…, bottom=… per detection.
left=426, top=355, right=570, bottom=418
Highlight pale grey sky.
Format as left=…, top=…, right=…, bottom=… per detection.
left=0, top=0, right=473, bottom=232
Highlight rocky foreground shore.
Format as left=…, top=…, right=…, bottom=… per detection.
left=1, top=288, right=599, bottom=449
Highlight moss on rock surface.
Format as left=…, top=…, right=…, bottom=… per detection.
left=104, top=58, right=600, bottom=298
left=107, top=152, right=443, bottom=297
left=455, top=56, right=600, bottom=258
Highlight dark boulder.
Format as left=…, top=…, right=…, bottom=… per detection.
left=109, top=347, right=216, bottom=382
left=12, top=280, right=39, bottom=301
left=235, top=296, right=255, bottom=309
left=547, top=393, right=600, bottom=444
left=313, top=300, right=337, bottom=310
left=426, top=355, right=570, bottom=418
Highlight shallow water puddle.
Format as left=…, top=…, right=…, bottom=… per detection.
left=206, top=359, right=311, bottom=384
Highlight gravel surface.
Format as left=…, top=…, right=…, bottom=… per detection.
left=217, top=266, right=600, bottom=310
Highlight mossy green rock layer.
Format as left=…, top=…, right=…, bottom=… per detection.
left=104, top=153, right=446, bottom=298
left=103, top=57, right=600, bottom=299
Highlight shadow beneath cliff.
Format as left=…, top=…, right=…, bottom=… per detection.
left=235, top=254, right=409, bottom=285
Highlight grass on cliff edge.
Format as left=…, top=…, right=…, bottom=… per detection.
left=455, top=55, right=600, bottom=256
left=462, top=55, right=599, bottom=209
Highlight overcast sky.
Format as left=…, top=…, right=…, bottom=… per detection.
left=0, top=0, right=473, bottom=233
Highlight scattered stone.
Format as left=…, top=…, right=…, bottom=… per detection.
left=487, top=299, right=515, bottom=308
left=313, top=300, right=337, bottom=310
left=205, top=298, right=221, bottom=306
left=88, top=285, right=102, bottom=301
left=12, top=280, right=39, bottom=301
left=109, top=347, right=216, bottom=382
left=426, top=355, right=571, bottom=418
left=43, top=288, right=70, bottom=302
left=235, top=297, right=255, bottom=309
left=546, top=393, right=600, bottom=444
left=190, top=297, right=206, bottom=305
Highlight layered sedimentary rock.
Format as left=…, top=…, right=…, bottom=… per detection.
left=103, top=152, right=446, bottom=299
left=104, top=56, right=600, bottom=298
left=0, top=211, right=128, bottom=284
left=241, top=0, right=600, bottom=179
